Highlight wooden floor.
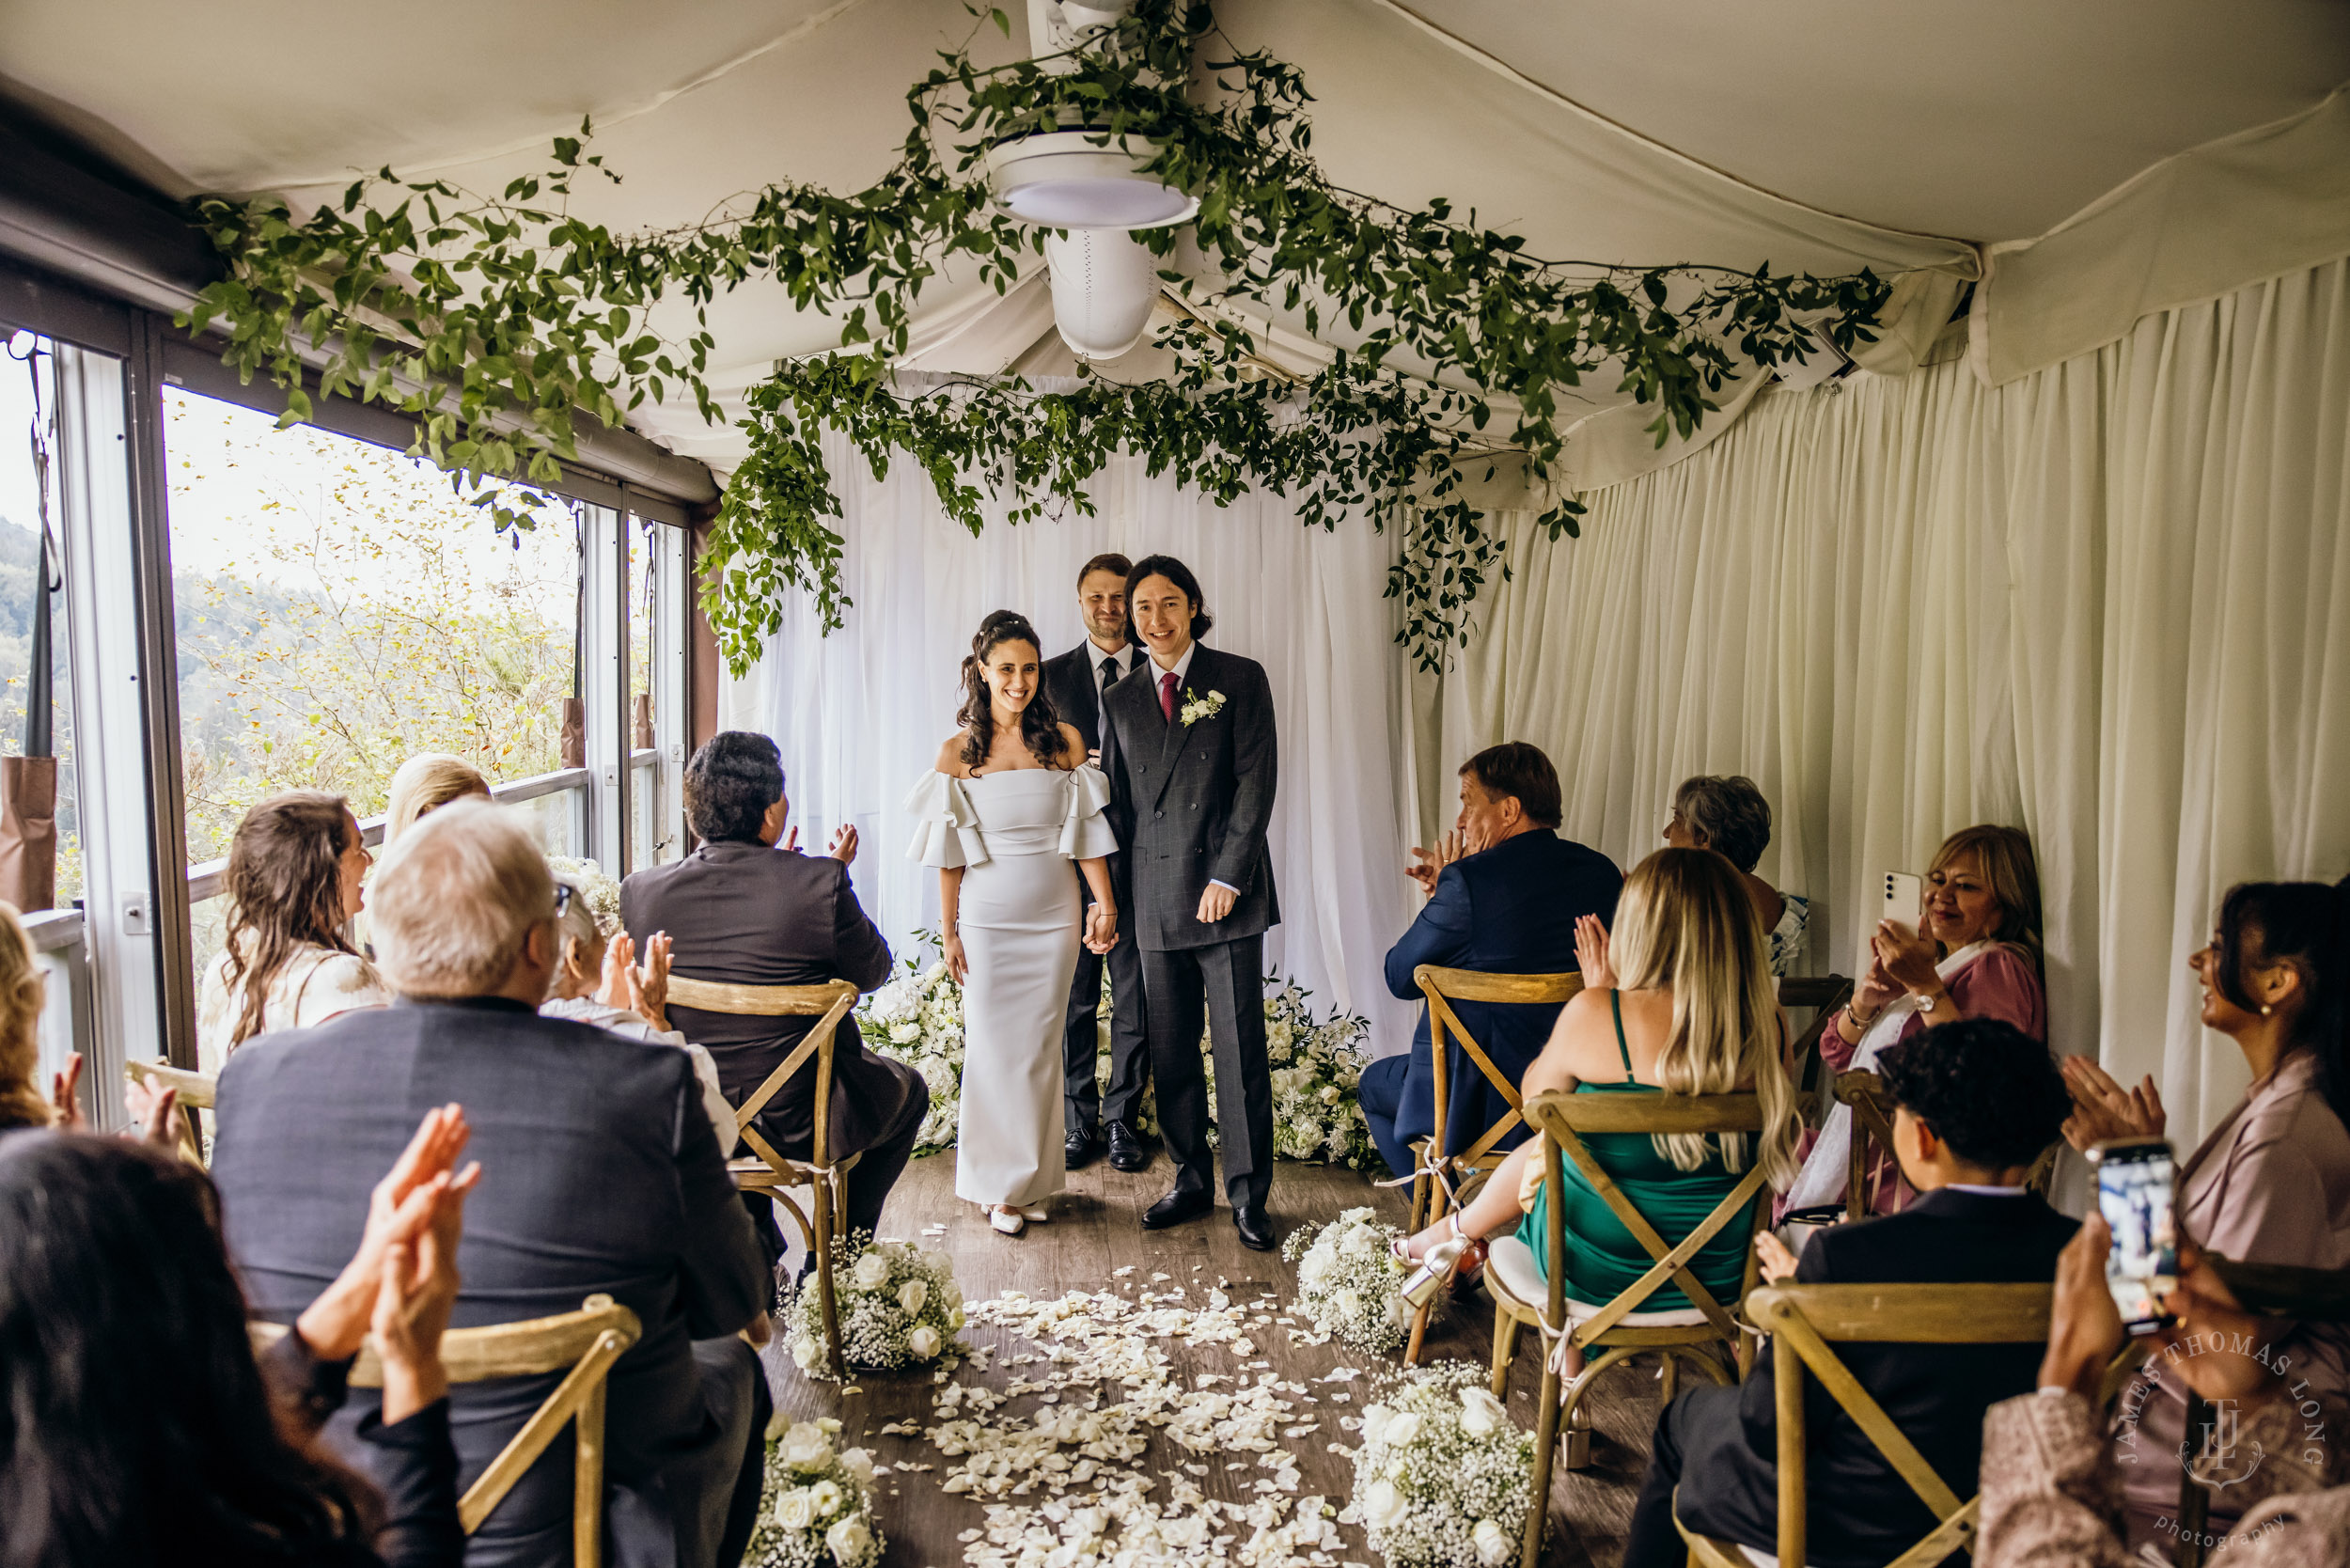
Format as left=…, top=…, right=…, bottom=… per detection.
left=756, top=1150, right=1663, bottom=1567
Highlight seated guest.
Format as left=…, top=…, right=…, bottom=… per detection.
left=1362, top=742, right=1622, bottom=1181
left=1781, top=823, right=2047, bottom=1216
left=384, top=754, right=491, bottom=844
left=212, top=803, right=769, bottom=1568
left=1662, top=774, right=1810, bottom=976
left=2058, top=874, right=2350, bottom=1544
left=1982, top=1215, right=2350, bottom=1567
left=198, top=792, right=391, bottom=1074
left=0, top=902, right=55, bottom=1133
left=542, top=867, right=737, bottom=1157
left=1622, top=1018, right=2078, bottom=1568
left=622, top=731, right=925, bottom=1271
left=1395, top=848, right=1797, bottom=1339
left=0, top=1113, right=472, bottom=1567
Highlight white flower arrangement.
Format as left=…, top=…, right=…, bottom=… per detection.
left=784, top=1232, right=965, bottom=1380
left=1344, top=1363, right=1534, bottom=1568
left=743, top=1412, right=885, bottom=1568
left=861, top=940, right=1380, bottom=1170
left=1178, top=687, right=1227, bottom=726
left=544, top=855, right=623, bottom=938
left=1281, top=1206, right=1413, bottom=1355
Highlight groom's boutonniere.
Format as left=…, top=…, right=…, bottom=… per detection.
left=1179, top=688, right=1227, bottom=727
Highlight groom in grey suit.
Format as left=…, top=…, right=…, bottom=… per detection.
left=1099, top=554, right=1281, bottom=1250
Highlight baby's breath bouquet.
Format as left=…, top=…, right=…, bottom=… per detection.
left=785, top=1233, right=964, bottom=1379
left=744, top=1413, right=884, bottom=1568
left=1345, top=1363, right=1535, bottom=1568
left=544, top=855, right=622, bottom=937
left=1261, top=980, right=1379, bottom=1169
left=857, top=940, right=964, bottom=1152
left=1282, top=1206, right=1413, bottom=1354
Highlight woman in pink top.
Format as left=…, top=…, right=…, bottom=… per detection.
left=1779, top=824, right=2047, bottom=1217
left=2063, top=875, right=2350, bottom=1545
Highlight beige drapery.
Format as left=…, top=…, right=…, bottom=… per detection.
left=1408, top=256, right=2350, bottom=1140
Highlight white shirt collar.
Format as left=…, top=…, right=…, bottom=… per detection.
left=1150, top=641, right=1198, bottom=687
left=1086, top=638, right=1130, bottom=677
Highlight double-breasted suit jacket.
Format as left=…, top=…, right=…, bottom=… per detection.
left=1100, top=644, right=1280, bottom=952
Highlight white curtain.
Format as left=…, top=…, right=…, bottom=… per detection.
left=723, top=425, right=1422, bottom=1052
left=1412, top=257, right=2350, bottom=1142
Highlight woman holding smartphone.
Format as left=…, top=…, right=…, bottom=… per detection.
left=2062, top=874, right=2350, bottom=1545
left=1779, top=823, right=2049, bottom=1216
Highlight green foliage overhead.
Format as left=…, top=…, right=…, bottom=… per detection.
left=181, top=0, right=1890, bottom=673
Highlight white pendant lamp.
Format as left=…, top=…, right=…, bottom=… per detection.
left=1043, top=227, right=1160, bottom=360
left=987, top=0, right=1197, bottom=230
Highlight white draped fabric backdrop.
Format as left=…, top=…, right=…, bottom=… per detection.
left=725, top=257, right=2349, bottom=1145
left=1411, top=257, right=2350, bottom=1145
left=721, top=430, right=1425, bottom=1053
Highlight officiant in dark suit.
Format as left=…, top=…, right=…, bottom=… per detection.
left=1040, top=553, right=1155, bottom=1174
left=1098, top=555, right=1282, bottom=1250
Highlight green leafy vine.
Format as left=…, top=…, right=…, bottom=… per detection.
left=179, top=0, right=1890, bottom=673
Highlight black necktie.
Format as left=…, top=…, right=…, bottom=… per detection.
left=1100, top=652, right=1119, bottom=690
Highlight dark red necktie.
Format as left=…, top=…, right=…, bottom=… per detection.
left=1159, top=670, right=1179, bottom=724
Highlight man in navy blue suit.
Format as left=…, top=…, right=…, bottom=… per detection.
left=1360, top=742, right=1622, bottom=1180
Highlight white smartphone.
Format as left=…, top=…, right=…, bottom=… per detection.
left=1880, top=870, right=1922, bottom=936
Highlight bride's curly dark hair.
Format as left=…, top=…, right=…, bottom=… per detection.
left=957, top=611, right=1070, bottom=772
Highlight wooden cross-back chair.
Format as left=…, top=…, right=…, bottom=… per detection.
left=1404, top=965, right=1583, bottom=1363
left=1675, top=1281, right=2053, bottom=1568
left=666, top=975, right=860, bottom=1379
left=1493, top=1088, right=1775, bottom=1566
left=1776, top=975, right=1854, bottom=1105
left=255, top=1294, right=640, bottom=1568
left=123, top=1058, right=219, bottom=1168
left=2161, top=1257, right=2350, bottom=1568
left=1836, top=1069, right=2060, bottom=1221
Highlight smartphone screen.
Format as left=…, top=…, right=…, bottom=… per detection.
left=1880, top=870, right=1922, bottom=935
left=2092, top=1138, right=2180, bottom=1334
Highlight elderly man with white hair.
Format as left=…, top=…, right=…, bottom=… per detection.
left=212, top=801, right=770, bottom=1568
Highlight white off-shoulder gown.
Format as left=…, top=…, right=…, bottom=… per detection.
left=906, top=764, right=1119, bottom=1207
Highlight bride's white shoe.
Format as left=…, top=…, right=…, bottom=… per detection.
left=985, top=1204, right=1026, bottom=1236
left=1020, top=1204, right=1050, bottom=1223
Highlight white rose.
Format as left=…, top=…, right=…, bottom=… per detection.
left=1320, top=1084, right=1341, bottom=1104
left=851, top=1252, right=891, bottom=1291
left=1472, top=1518, right=1512, bottom=1565
left=947, top=1304, right=966, bottom=1330
left=825, top=1513, right=874, bottom=1564
left=1298, top=1248, right=1336, bottom=1289
left=781, top=1420, right=833, bottom=1472
left=898, top=1278, right=928, bottom=1314
left=1458, top=1387, right=1509, bottom=1438
left=907, top=1324, right=943, bottom=1359
left=837, top=1447, right=874, bottom=1484
left=791, top=1335, right=820, bottom=1370
left=889, top=1020, right=920, bottom=1044
left=1360, top=1478, right=1412, bottom=1531
left=807, top=1479, right=844, bottom=1518
left=1358, top=1403, right=1392, bottom=1444
left=1331, top=1288, right=1362, bottom=1322
left=1382, top=1410, right=1422, bottom=1448
left=773, top=1487, right=817, bottom=1531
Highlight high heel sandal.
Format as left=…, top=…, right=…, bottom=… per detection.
left=1395, top=1214, right=1487, bottom=1308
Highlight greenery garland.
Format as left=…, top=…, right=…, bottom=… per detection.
left=180, top=0, right=1890, bottom=671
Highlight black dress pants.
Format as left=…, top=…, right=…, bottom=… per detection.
left=1063, top=878, right=1151, bottom=1134
left=1624, top=1385, right=1773, bottom=1568
left=1139, top=933, right=1272, bottom=1209
left=742, top=1062, right=931, bottom=1270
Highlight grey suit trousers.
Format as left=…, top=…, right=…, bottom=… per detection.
left=1141, top=933, right=1273, bottom=1208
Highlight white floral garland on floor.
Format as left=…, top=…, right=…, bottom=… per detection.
left=858, top=940, right=1381, bottom=1170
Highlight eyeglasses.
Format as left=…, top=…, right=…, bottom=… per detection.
left=552, top=884, right=574, bottom=919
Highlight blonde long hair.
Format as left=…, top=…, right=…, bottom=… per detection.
left=384, top=754, right=491, bottom=844
left=1609, top=848, right=1799, bottom=1185
left=0, top=902, right=52, bottom=1129
left=1929, top=824, right=2044, bottom=976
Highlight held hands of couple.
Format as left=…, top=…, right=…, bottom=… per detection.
left=2039, top=1217, right=2271, bottom=1408
left=297, top=1105, right=479, bottom=1421
left=1083, top=903, right=1120, bottom=954
left=2060, top=1056, right=2166, bottom=1152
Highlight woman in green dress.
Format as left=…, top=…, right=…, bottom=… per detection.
left=1394, top=847, right=1800, bottom=1366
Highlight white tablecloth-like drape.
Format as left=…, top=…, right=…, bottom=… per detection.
left=723, top=440, right=1422, bottom=1055
left=1411, top=256, right=2350, bottom=1144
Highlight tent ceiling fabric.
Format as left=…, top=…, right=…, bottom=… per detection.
left=5, top=0, right=2346, bottom=468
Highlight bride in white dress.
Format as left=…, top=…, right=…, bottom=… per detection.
left=907, top=610, right=1120, bottom=1236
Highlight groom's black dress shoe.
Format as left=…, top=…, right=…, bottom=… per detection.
left=1141, top=1186, right=1214, bottom=1230
left=1231, top=1203, right=1277, bottom=1252
left=1106, top=1120, right=1152, bottom=1172
left=1066, top=1127, right=1105, bottom=1169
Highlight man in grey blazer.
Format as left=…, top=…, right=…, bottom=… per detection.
left=213, top=801, right=770, bottom=1568
left=1099, top=555, right=1281, bottom=1249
